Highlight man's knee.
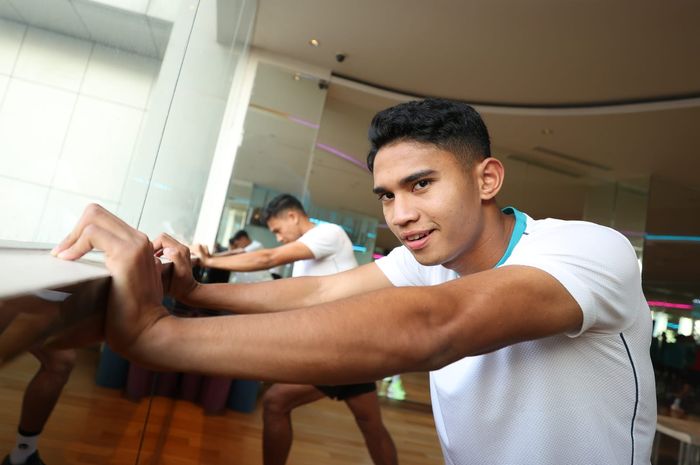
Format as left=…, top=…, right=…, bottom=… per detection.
left=37, top=349, right=77, bottom=376
left=262, top=389, right=293, bottom=416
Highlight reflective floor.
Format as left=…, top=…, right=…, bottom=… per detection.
left=0, top=349, right=441, bottom=465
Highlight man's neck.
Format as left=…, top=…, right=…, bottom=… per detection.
left=451, top=205, right=516, bottom=276
left=299, top=218, right=316, bottom=235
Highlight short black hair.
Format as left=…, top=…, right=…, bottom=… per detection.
left=229, top=230, right=249, bottom=245
left=261, top=194, right=306, bottom=224
left=367, top=98, right=491, bottom=172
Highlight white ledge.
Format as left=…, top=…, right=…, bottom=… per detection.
left=0, top=242, right=109, bottom=300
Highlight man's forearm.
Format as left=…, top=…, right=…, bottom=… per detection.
left=182, top=276, right=326, bottom=314
left=203, top=249, right=274, bottom=272
left=131, top=285, right=457, bottom=384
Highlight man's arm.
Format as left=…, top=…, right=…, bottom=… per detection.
left=197, top=241, right=313, bottom=271
left=134, top=265, right=583, bottom=384
left=54, top=205, right=582, bottom=385
left=185, top=263, right=392, bottom=313
left=156, top=234, right=393, bottom=313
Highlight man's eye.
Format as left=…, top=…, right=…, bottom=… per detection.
left=414, top=179, right=431, bottom=191
left=378, top=192, right=394, bottom=202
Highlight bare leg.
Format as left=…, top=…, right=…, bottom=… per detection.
left=261, top=384, right=325, bottom=465
left=4, top=347, right=75, bottom=464
left=345, top=390, right=398, bottom=465
left=18, top=348, right=76, bottom=433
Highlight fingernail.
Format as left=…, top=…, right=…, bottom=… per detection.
left=50, top=246, right=59, bottom=256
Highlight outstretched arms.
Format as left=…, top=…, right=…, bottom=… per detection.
left=152, top=232, right=392, bottom=314
left=53, top=205, right=583, bottom=385
left=195, top=241, right=313, bottom=271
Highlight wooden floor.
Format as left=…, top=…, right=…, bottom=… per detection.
left=0, top=350, right=443, bottom=465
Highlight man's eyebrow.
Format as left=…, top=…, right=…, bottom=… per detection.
left=372, top=169, right=437, bottom=195
left=400, top=169, right=436, bottom=186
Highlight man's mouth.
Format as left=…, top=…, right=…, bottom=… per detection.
left=402, top=230, right=434, bottom=250
left=406, top=232, right=429, bottom=241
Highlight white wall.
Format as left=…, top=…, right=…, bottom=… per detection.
left=0, top=0, right=258, bottom=246
left=0, top=18, right=159, bottom=243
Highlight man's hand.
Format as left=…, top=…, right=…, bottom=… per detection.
left=51, top=204, right=167, bottom=356
left=153, top=233, right=200, bottom=304
left=192, top=243, right=212, bottom=266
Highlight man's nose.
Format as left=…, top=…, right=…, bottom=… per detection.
left=390, top=195, right=419, bottom=226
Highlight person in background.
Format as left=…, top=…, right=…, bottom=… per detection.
left=228, top=230, right=263, bottom=254
left=196, top=194, right=397, bottom=465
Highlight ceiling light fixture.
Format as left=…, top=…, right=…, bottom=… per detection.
left=309, top=38, right=320, bottom=47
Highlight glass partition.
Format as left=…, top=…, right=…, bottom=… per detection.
left=214, top=60, right=329, bottom=260
left=0, top=0, right=256, bottom=462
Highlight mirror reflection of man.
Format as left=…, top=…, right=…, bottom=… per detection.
left=196, top=195, right=397, bottom=465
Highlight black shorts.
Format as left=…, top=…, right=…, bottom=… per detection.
left=315, top=382, right=376, bottom=401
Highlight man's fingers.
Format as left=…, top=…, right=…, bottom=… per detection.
left=52, top=204, right=130, bottom=257
left=154, top=233, right=191, bottom=258
left=55, top=224, right=121, bottom=261
left=191, top=243, right=209, bottom=258
left=162, top=246, right=190, bottom=271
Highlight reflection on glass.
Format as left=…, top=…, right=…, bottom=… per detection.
left=214, top=61, right=329, bottom=256
left=0, top=1, right=257, bottom=463
left=217, top=62, right=381, bottom=264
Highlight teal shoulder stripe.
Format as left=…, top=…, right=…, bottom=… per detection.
left=495, top=206, right=527, bottom=267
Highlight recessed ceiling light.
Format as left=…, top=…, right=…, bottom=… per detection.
left=293, top=73, right=301, bottom=81
left=308, top=38, right=320, bottom=47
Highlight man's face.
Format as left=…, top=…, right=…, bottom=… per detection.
left=372, top=141, right=483, bottom=271
left=230, top=237, right=249, bottom=250
left=266, top=211, right=303, bottom=244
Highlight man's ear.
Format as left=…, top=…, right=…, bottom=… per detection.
left=287, top=209, right=299, bottom=224
left=476, top=157, right=505, bottom=200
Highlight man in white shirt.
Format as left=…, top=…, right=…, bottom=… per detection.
left=53, top=98, right=656, bottom=465
left=228, top=230, right=264, bottom=254
left=195, top=194, right=397, bottom=465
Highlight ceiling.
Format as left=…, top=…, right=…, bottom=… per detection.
left=253, top=0, right=700, bottom=106
left=248, top=0, right=700, bottom=299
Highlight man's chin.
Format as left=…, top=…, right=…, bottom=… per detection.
left=408, top=249, right=444, bottom=267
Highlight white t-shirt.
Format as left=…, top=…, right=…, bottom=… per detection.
left=375, top=210, right=656, bottom=465
left=293, top=223, right=358, bottom=277
left=243, top=239, right=263, bottom=253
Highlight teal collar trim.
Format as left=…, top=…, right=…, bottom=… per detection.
left=494, top=206, right=526, bottom=267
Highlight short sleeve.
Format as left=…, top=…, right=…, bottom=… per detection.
left=297, top=224, right=342, bottom=260
left=376, top=246, right=457, bottom=287
left=505, top=221, right=643, bottom=336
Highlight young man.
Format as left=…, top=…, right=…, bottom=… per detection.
left=196, top=194, right=398, bottom=465
left=52, top=98, right=656, bottom=464
left=228, top=230, right=262, bottom=254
